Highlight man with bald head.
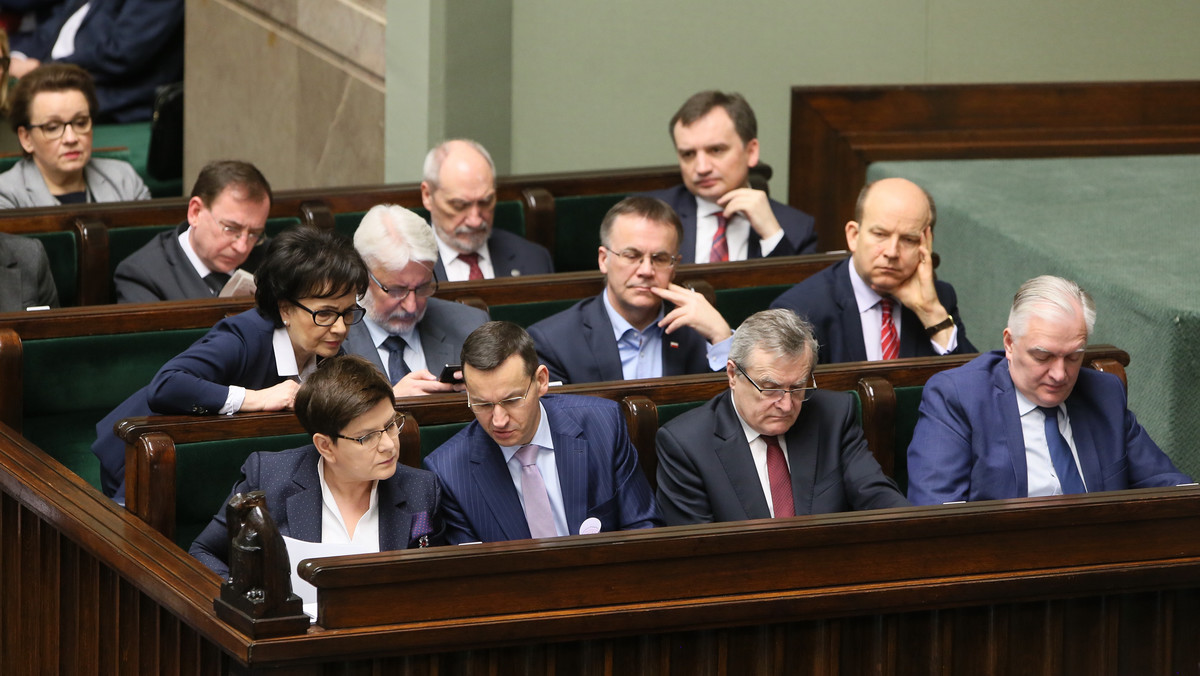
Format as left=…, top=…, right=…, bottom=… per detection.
left=421, top=139, right=553, bottom=281
left=770, top=177, right=974, bottom=363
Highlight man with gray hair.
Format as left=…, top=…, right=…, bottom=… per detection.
left=344, top=204, right=489, bottom=396
left=421, top=139, right=553, bottom=281
left=655, top=308, right=907, bottom=526
left=907, top=275, right=1190, bottom=505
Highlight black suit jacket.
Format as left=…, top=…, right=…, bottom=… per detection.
left=769, top=258, right=975, bottom=364
left=526, top=293, right=717, bottom=385
left=655, top=389, right=908, bottom=525
left=114, top=223, right=264, bottom=303
left=0, top=232, right=59, bottom=312
left=640, top=184, right=818, bottom=263
left=433, top=228, right=554, bottom=281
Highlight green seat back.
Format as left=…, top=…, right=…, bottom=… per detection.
left=26, top=231, right=78, bottom=306
left=330, top=202, right=523, bottom=240
left=418, top=421, right=472, bottom=461
left=891, top=386, right=924, bottom=495
left=552, top=194, right=626, bottom=272
left=265, top=216, right=301, bottom=238
left=489, top=299, right=579, bottom=328
left=713, top=284, right=795, bottom=330
left=108, top=224, right=177, bottom=298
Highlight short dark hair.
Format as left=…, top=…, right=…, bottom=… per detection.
left=254, top=227, right=369, bottom=327
left=598, top=196, right=684, bottom=251
left=190, top=160, right=273, bottom=208
left=461, top=321, right=538, bottom=379
left=854, top=180, right=938, bottom=229
left=294, top=355, right=395, bottom=438
left=8, top=64, right=99, bottom=144
left=669, top=90, right=757, bottom=146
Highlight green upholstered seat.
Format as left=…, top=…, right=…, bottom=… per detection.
left=891, top=385, right=924, bottom=495
left=551, top=193, right=626, bottom=272
left=331, top=201, right=524, bottom=240
left=417, top=421, right=471, bottom=460
left=92, top=122, right=183, bottom=198
left=27, top=231, right=78, bottom=306
left=714, top=284, right=795, bottom=330
left=488, top=299, right=578, bottom=328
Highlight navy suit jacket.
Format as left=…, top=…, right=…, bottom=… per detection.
left=640, top=184, right=818, bottom=263
left=92, top=309, right=292, bottom=498
left=114, top=223, right=265, bottom=303
left=770, top=258, right=975, bottom=364
left=13, top=0, right=185, bottom=123
left=906, top=351, right=1191, bottom=505
left=526, top=293, right=717, bottom=385
left=656, top=390, right=907, bottom=525
left=0, top=232, right=59, bottom=312
left=189, top=445, right=444, bottom=578
left=422, top=394, right=662, bottom=544
left=433, top=228, right=554, bottom=281
left=341, top=297, right=489, bottom=377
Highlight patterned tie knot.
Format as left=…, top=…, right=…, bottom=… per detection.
left=383, top=335, right=407, bottom=355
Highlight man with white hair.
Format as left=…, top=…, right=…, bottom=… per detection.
left=906, top=275, right=1190, bottom=505
left=421, top=139, right=553, bottom=281
left=344, top=204, right=489, bottom=396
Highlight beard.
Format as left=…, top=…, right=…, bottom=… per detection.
left=363, top=294, right=427, bottom=335
left=444, top=222, right=491, bottom=254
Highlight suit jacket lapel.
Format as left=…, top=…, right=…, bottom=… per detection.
left=674, top=188, right=699, bottom=264
left=783, top=409, right=820, bottom=515
left=992, top=361, right=1029, bottom=497
left=166, top=223, right=217, bottom=300
left=418, top=307, right=454, bottom=373
left=832, top=262, right=869, bottom=362
left=284, top=453, right=324, bottom=542
left=433, top=257, right=449, bottom=282
left=344, top=320, right=388, bottom=374
left=660, top=302, right=691, bottom=376
left=0, top=246, right=21, bottom=312
left=714, top=394, right=771, bottom=520
left=469, top=431, right=530, bottom=541
left=487, top=235, right=519, bottom=278
left=546, top=400, right=588, bottom=533
left=377, top=477, right=411, bottom=550
left=1064, top=397, right=1104, bottom=492
left=582, top=295, right=625, bottom=381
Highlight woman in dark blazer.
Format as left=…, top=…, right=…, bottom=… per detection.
left=92, top=227, right=370, bottom=500
left=190, top=355, right=444, bottom=578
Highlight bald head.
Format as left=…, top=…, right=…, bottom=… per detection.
left=845, top=178, right=935, bottom=295
left=421, top=139, right=498, bottom=254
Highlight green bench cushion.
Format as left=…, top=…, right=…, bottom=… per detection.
left=552, top=194, right=625, bottom=272
left=713, top=284, right=795, bottom=330
left=488, top=299, right=579, bottom=328
left=331, top=202, right=524, bottom=240
left=891, top=385, right=923, bottom=495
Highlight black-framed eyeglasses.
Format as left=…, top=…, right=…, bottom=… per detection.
left=467, top=378, right=534, bottom=413
left=605, top=247, right=680, bottom=270
left=27, top=115, right=92, bottom=140
left=734, top=362, right=817, bottom=402
left=369, top=270, right=438, bottom=301
left=290, top=299, right=366, bottom=327
left=333, top=413, right=405, bottom=450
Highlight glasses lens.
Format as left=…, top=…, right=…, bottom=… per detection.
left=344, top=306, right=366, bottom=325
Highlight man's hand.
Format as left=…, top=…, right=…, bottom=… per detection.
left=242, top=380, right=300, bottom=412
left=717, top=188, right=782, bottom=241
left=652, top=283, right=732, bottom=344
left=393, top=369, right=464, bottom=397
left=9, top=57, right=41, bottom=79
left=892, top=227, right=953, bottom=347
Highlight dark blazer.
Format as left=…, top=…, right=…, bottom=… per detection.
left=640, top=184, right=818, bottom=263
left=656, top=389, right=907, bottom=525
left=0, top=232, right=59, bottom=312
left=770, top=258, right=975, bottom=364
left=906, top=351, right=1191, bottom=505
left=92, top=309, right=292, bottom=498
left=12, top=0, right=184, bottom=123
left=115, top=223, right=227, bottom=303
left=422, top=394, right=662, bottom=544
left=526, top=293, right=717, bottom=385
left=189, top=445, right=444, bottom=578
left=341, top=297, right=489, bottom=376
left=433, top=228, right=554, bottom=281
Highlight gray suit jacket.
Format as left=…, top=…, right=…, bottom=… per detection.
left=0, top=232, right=59, bottom=312
left=115, top=223, right=214, bottom=303
left=343, top=297, right=489, bottom=377
left=0, top=157, right=151, bottom=208
left=433, top=228, right=554, bottom=281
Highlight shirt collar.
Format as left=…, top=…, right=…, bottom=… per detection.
left=847, top=259, right=888, bottom=314
left=433, top=228, right=488, bottom=265
left=500, top=402, right=554, bottom=463
left=272, top=327, right=318, bottom=380
left=363, top=315, right=418, bottom=348
left=317, top=456, right=379, bottom=514
left=601, top=287, right=665, bottom=341
left=1009, top=367, right=1061, bottom=417
left=728, top=390, right=769, bottom=447
left=179, top=226, right=215, bottom=279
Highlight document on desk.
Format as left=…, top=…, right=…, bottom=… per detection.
left=283, top=535, right=377, bottom=619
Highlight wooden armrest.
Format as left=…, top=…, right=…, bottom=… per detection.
left=73, top=216, right=110, bottom=306
left=521, top=187, right=555, bottom=253
left=125, top=431, right=177, bottom=540
left=856, top=376, right=897, bottom=478
left=1088, top=357, right=1128, bottom=393
left=681, top=279, right=717, bottom=307
left=0, top=328, right=22, bottom=433
left=398, top=414, right=421, bottom=468
left=300, top=200, right=335, bottom=231
left=621, top=395, right=659, bottom=492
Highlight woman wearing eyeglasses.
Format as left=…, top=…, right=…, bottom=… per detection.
left=0, top=63, right=150, bottom=208
left=92, top=227, right=370, bottom=501
left=190, top=355, right=444, bottom=578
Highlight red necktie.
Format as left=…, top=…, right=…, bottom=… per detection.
left=881, top=299, right=899, bottom=360
left=458, top=252, right=484, bottom=280
left=763, top=435, right=794, bottom=518
left=709, top=213, right=728, bottom=263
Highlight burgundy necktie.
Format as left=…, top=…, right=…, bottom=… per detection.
left=881, top=299, right=899, bottom=361
left=515, top=444, right=557, bottom=538
left=763, top=435, right=794, bottom=518
left=709, top=213, right=729, bottom=263
left=458, top=252, right=484, bottom=280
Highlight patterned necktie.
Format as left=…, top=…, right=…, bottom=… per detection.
left=458, top=252, right=484, bottom=280
left=382, top=335, right=409, bottom=385
left=709, top=213, right=729, bottom=263
left=204, top=272, right=230, bottom=296
left=763, top=435, right=794, bottom=518
left=1039, top=406, right=1086, bottom=494
left=514, top=444, right=557, bottom=538
left=880, top=299, right=899, bottom=360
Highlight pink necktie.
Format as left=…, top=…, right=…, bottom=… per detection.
left=881, top=299, right=899, bottom=361
left=709, top=213, right=729, bottom=263
left=458, top=252, right=484, bottom=280
left=514, top=444, right=557, bottom=538
left=763, top=435, right=794, bottom=518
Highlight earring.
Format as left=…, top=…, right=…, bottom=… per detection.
left=284, top=321, right=290, bottom=327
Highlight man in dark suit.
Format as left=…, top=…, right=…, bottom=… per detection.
left=423, top=321, right=661, bottom=544
left=115, top=160, right=272, bottom=303
left=527, top=196, right=733, bottom=384
left=656, top=309, right=907, bottom=525
left=344, top=204, right=488, bottom=397
left=641, top=91, right=816, bottom=264
left=770, top=177, right=974, bottom=364
left=907, top=276, right=1190, bottom=505
left=421, top=139, right=553, bottom=281
left=0, top=231, right=59, bottom=311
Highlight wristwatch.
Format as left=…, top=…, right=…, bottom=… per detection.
left=924, top=315, right=955, bottom=338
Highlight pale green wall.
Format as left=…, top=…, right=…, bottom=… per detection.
left=389, top=0, right=1200, bottom=192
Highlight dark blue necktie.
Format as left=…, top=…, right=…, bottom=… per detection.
left=383, top=336, right=410, bottom=385
left=1039, top=406, right=1086, bottom=494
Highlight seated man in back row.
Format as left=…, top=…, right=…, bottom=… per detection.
left=906, top=275, right=1191, bottom=505
left=527, top=196, right=733, bottom=384
left=771, top=177, right=975, bottom=363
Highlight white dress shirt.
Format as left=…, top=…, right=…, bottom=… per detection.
left=692, top=195, right=784, bottom=263
left=317, top=458, right=381, bottom=546
left=1015, top=390, right=1088, bottom=497
left=434, top=233, right=495, bottom=281
left=846, top=261, right=957, bottom=360
left=730, top=393, right=792, bottom=518
left=362, top=316, right=427, bottom=379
